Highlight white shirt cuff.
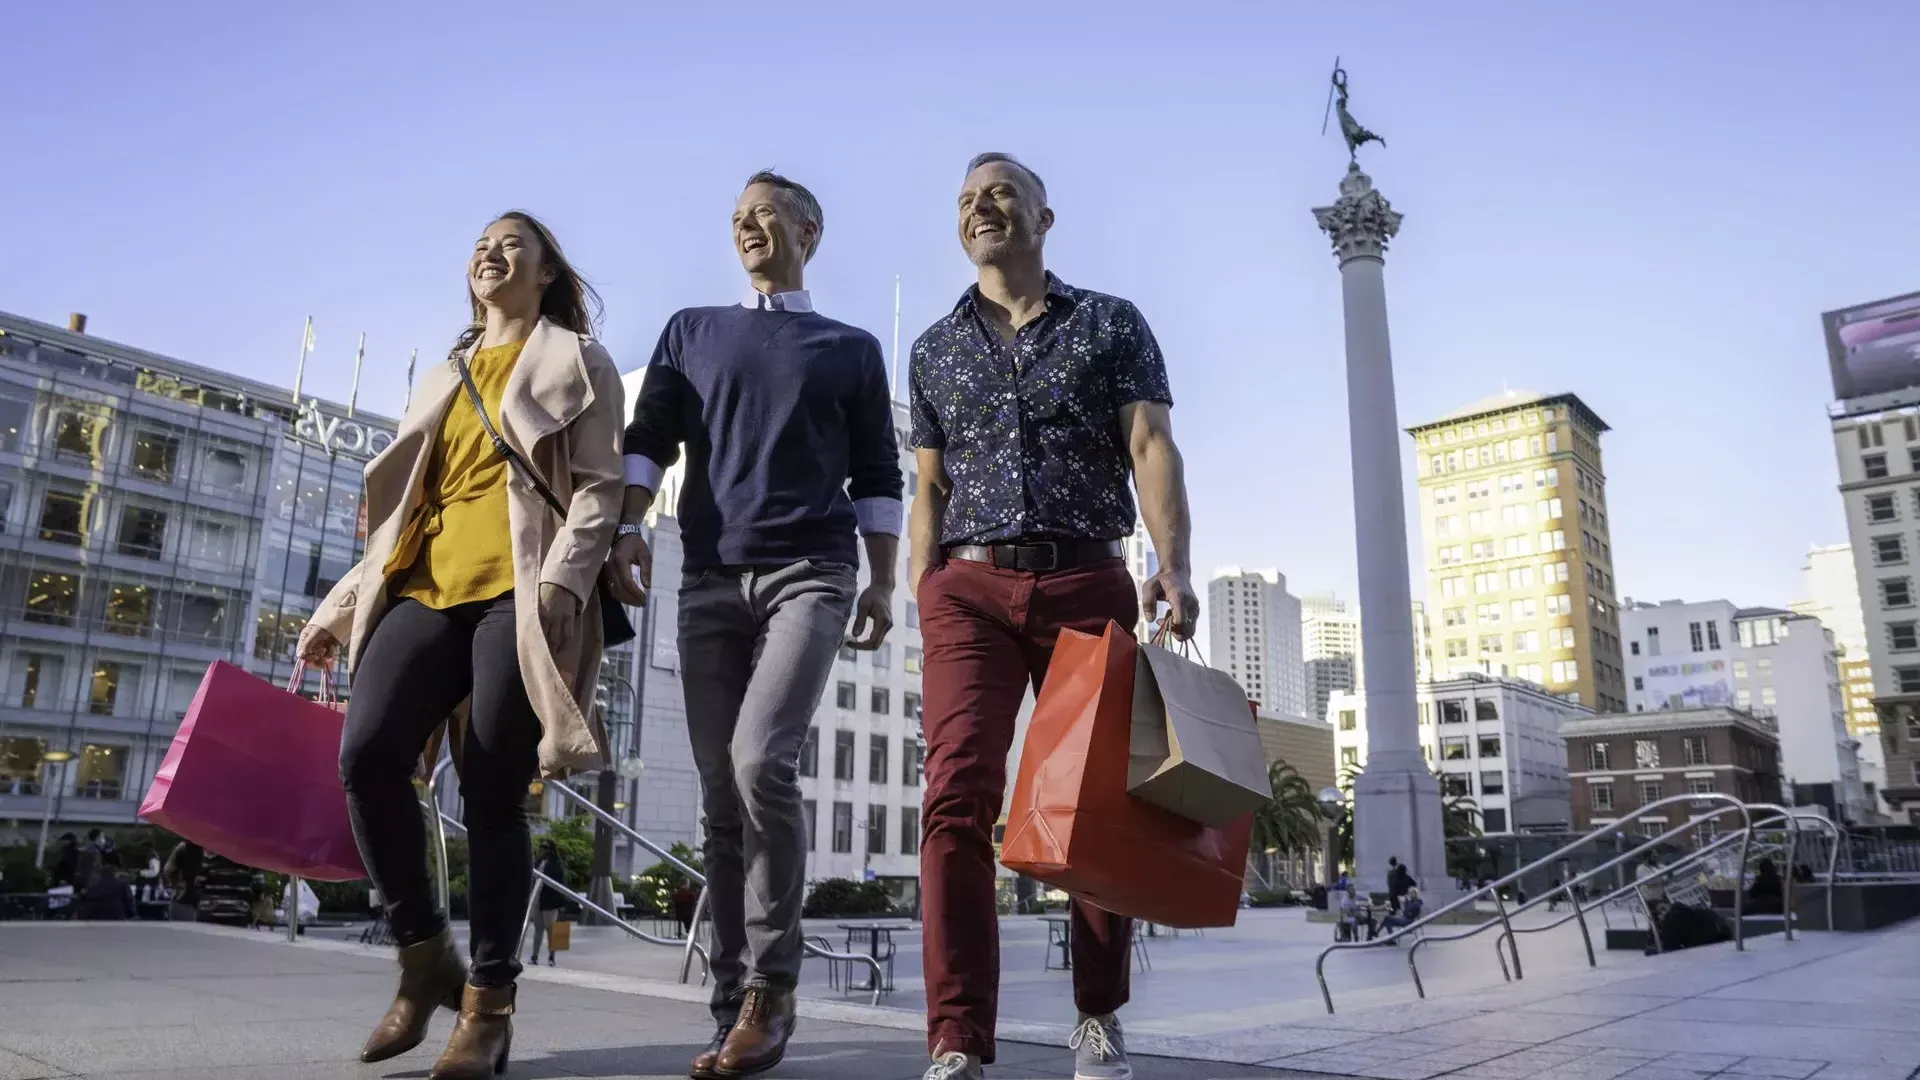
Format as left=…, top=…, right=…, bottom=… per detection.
left=623, top=454, right=665, bottom=492
left=854, top=497, right=905, bottom=537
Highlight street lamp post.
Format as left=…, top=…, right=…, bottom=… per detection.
left=1318, top=786, right=1345, bottom=888
left=588, top=672, right=640, bottom=926
left=34, top=750, right=75, bottom=867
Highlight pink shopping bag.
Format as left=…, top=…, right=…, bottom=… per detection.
left=139, top=661, right=366, bottom=881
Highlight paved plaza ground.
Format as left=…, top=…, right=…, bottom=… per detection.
left=3, top=909, right=1919, bottom=1079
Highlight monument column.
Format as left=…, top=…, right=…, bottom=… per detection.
left=1315, top=148, right=1451, bottom=898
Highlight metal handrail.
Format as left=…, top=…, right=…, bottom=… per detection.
left=1403, top=797, right=1756, bottom=996
left=431, top=804, right=712, bottom=980
left=1314, top=792, right=1754, bottom=1013
left=529, top=767, right=893, bottom=1004
left=1489, top=810, right=1805, bottom=975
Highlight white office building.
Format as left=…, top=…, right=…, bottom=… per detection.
left=1621, top=599, right=1869, bottom=825
left=1329, top=671, right=1584, bottom=834
left=1208, top=568, right=1306, bottom=719
left=1301, top=592, right=1359, bottom=727
left=1792, top=542, right=1889, bottom=817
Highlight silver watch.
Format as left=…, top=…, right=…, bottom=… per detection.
left=615, top=523, right=648, bottom=538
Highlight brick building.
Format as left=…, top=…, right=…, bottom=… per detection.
left=1562, top=708, right=1784, bottom=834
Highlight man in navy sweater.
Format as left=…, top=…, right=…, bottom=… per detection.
left=606, top=171, right=902, bottom=1078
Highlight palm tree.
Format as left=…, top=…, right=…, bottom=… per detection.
left=1249, top=760, right=1324, bottom=888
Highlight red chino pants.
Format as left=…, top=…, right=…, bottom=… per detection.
left=917, top=555, right=1137, bottom=1063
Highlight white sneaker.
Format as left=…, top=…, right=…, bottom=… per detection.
left=1069, top=1014, right=1132, bottom=1080
left=924, top=1050, right=984, bottom=1080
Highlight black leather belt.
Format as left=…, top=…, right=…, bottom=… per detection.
left=944, top=539, right=1123, bottom=572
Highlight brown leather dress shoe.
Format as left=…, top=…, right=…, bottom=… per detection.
left=361, top=929, right=465, bottom=1063
left=429, top=982, right=514, bottom=1080
left=714, top=986, right=795, bottom=1077
left=689, top=1024, right=732, bottom=1079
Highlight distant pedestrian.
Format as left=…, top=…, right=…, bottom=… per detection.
left=528, top=841, right=565, bottom=967
left=51, top=833, right=80, bottom=887
left=1386, top=856, right=1413, bottom=913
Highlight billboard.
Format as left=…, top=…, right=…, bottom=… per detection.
left=1641, top=659, right=1732, bottom=711
left=1825, top=290, right=1920, bottom=402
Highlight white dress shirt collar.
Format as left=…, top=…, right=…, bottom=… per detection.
left=745, top=288, right=813, bottom=313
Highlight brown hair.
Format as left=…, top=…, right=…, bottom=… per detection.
left=453, top=210, right=602, bottom=353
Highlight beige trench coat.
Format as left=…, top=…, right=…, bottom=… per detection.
left=307, top=318, right=625, bottom=778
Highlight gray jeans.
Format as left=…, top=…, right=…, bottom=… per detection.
left=679, top=559, right=857, bottom=1021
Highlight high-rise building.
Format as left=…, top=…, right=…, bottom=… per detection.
left=1622, top=599, right=1869, bottom=824
left=1208, top=568, right=1305, bottom=718
left=1301, top=592, right=1358, bottom=726
left=1408, top=391, right=1629, bottom=713
left=1329, top=671, right=1585, bottom=835
left=1792, top=543, right=1888, bottom=816
left=1821, top=290, right=1920, bottom=820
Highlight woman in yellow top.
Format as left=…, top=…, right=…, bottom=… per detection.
left=296, top=211, right=625, bottom=1080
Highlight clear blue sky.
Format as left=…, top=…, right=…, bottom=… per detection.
left=7, top=3, right=1918, bottom=615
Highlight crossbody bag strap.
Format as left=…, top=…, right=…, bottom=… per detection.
left=452, top=355, right=568, bottom=521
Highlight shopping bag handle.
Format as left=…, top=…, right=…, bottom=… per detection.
left=287, top=661, right=338, bottom=704
left=1146, top=624, right=1207, bottom=666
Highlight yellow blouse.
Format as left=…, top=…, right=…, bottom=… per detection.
left=386, top=340, right=524, bottom=609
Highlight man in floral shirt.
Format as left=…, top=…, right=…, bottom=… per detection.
left=907, top=152, right=1199, bottom=1080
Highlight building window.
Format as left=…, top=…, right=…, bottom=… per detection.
left=1682, top=736, right=1709, bottom=766
left=1864, top=452, right=1890, bottom=479
left=833, top=731, right=856, bottom=781
left=116, top=506, right=168, bottom=559
left=831, top=802, right=854, bottom=853
left=869, top=735, right=890, bottom=784
left=73, top=743, right=127, bottom=800
left=867, top=804, right=887, bottom=855
left=902, top=741, right=923, bottom=787
left=1705, top=621, right=1721, bottom=650
left=836, top=681, right=856, bottom=709
left=25, top=572, right=79, bottom=626
left=905, top=602, right=919, bottom=629
left=1480, top=770, right=1505, bottom=795
left=1633, top=675, right=1645, bottom=691
left=905, top=647, right=923, bottom=674
left=1478, top=735, right=1503, bottom=758
left=900, top=807, right=920, bottom=856
left=1688, top=776, right=1715, bottom=796
left=1440, top=700, right=1467, bottom=724
left=1869, top=493, right=1900, bottom=523
left=1761, top=685, right=1776, bottom=707
left=1441, top=736, right=1469, bottom=761
left=53, top=410, right=107, bottom=466
left=871, top=687, right=890, bottom=715
left=802, top=799, right=817, bottom=851
left=1592, top=781, right=1614, bottom=811
left=1689, top=622, right=1704, bottom=652
left=1340, top=746, right=1359, bottom=767
left=1886, top=579, right=1916, bottom=608
left=1551, top=660, right=1580, bottom=683
left=38, top=489, right=89, bottom=546
left=1876, top=535, right=1908, bottom=566
left=131, top=431, right=180, bottom=483
left=839, top=644, right=857, bottom=663
left=872, top=643, right=891, bottom=669
left=1441, top=774, right=1471, bottom=797
left=1891, top=623, right=1920, bottom=653
left=104, top=584, right=154, bottom=637
left=1634, top=739, right=1660, bottom=769
left=1483, top=807, right=1508, bottom=833
left=89, top=662, right=134, bottom=716
left=904, top=691, right=923, bottom=722
left=798, top=728, right=818, bottom=778
left=1638, top=780, right=1663, bottom=806
left=1474, top=699, right=1498, bottom=722
left=1513, top=629, right=1540, bottom=652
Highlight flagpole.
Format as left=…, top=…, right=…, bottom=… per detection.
left=403, top=348, right=418, bottom=412
left=890, top=275, right=902, bottom=402
left=347, top=333, right=367, bottom=417
left=291, top=316, right=314, bottom=403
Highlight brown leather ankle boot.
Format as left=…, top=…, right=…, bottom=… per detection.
left=430, top=982, right=514, bottom=1080
left=361, top=929, right=465, bottom=1063
left=715, top=986, right=795, bottom=1077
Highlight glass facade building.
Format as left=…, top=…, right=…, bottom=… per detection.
left=0, top=309, right=400, bottom=835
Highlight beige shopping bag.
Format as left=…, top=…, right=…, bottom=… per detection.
left=1126, top=641, right=1271, bottom=826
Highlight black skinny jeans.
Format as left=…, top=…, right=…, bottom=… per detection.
left=340, top=594, right=542, bottom=988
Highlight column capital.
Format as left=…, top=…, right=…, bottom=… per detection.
left=1312, top=163, right=1403, bottom=264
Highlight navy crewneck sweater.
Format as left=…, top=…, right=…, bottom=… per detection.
left=623, top=304, right=903, bottom=569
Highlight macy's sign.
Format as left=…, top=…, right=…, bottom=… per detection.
left=293, top=399, right=395, bottom=458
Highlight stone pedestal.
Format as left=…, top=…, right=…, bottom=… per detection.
left=1314, top=164, right=1453, bottom=900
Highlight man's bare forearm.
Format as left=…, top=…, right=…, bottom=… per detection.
left=621, top=486, right=656, bottom=524
left=1134, top=432, right=1191, bottom=577
left=863, top=534, right=899, bottom=587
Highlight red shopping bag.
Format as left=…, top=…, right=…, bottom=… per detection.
left=1001, top=621, right=1253, bottom=928
left=139, top=661, right=366, bottom=881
